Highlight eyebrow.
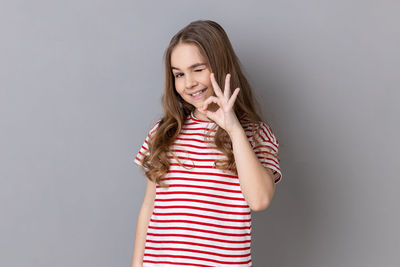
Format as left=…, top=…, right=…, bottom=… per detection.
left=171, top=63, right=207, bottom=71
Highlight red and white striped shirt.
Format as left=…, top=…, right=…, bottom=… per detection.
left=134, top=111, right=282, bottom=267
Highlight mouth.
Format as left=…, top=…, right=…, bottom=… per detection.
left=189, top=88, right=207, bottom=99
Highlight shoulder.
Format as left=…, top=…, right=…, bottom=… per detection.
left=149, top=119, right=162, bottom=134
left=256, top=121, right=277, bottom=144
left=240, top=116, right=278, bottom=145
left=143, top=118, right=162, bottom=141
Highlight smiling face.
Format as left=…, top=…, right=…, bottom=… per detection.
left=171, top=43, right=215, bottom=119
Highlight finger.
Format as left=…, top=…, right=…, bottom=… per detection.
left=202, top=96, right=222, bottom=111
left=204, top=109, right=218, bottom=122
left=210, top=73, right=224, bottom=98
left=228, top=87, right=240, bottom=108
left=224, top=73, right=231, bottom=99
left=198, top=107, right=218, bottom=123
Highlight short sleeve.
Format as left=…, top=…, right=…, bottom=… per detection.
left=249, top=121, right=282, bottom=184
left=134, top=120, right=161, bottom=169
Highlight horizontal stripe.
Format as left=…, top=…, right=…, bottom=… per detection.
left=146, top=233, right=251, bottom=244
left=171, top=142, right=218, bottom=150
left=145, top=246, right=251, bottom=258
left=166, top=170, right=238, bottom=179
left=155, top=198, right=248, bottom=208
left=154, top=205, right=250, bottom=215
left=157, top=190, right=244, bottom=201
left=143, top=260, right=213, bottom=267
left=182, top=127, right=216, bottom=132
left=161, top=177, right=240, bottom=187
left=180, top=132, right=214, bottom=138
left=168, top=155, right=217, bottom=162
left=176, top=137, right=214, bottom=144
left=143, top=253, right=251, bottom=265
left=150, top=219, right=251, bottom=230
left=135, top=113, right=282, bottom=266
left=157, top=184, right=242, bottom=193
left=169, top=162, right=218, bottom=169
left=169, top=149, right=224, bottom=156
left=146, top=239, right=251, bottom=251
left=152, top=212, right=250, bottom=222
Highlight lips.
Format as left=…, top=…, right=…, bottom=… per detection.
left=190, top=88, right=207, bottom=97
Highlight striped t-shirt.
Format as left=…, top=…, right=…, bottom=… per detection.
left=134, top=111, right=282, bottom=267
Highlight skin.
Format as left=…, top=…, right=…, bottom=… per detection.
left=171, top=42, right=276, bottom=211
left=132, top=42, right=278, bottom=267
left=171, top=43, right=216, bottom=121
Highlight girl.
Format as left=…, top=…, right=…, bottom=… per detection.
left=131, top=20, right=282, bottom=267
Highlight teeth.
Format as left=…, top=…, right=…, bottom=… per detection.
left=192, top=89, right=205, bottom=97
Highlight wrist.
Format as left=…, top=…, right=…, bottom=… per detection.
left=227, top=123, right=245, bottom=140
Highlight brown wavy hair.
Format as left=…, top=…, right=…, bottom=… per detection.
left=141, top=20, right=272, bottom=187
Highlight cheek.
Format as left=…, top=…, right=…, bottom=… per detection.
left=174, top=80, right=184, bottom=94
left=203, top=70, right=211, bottom=82
left=200, top=76, right=211, bottom=86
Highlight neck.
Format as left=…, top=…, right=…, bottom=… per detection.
left=193, top=109, right=212, bottom=121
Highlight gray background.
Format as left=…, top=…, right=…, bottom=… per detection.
left=1, top=0, right=399, bottom=266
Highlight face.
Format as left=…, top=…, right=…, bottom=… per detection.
left=170, top=43, right=215, bottom=114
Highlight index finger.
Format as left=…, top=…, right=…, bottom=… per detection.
left=210, top=73, right=224, bottom=98
left=224, top=73, right=231, bottom=99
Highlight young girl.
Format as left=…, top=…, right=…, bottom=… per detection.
left=131, top=20, right=282, bottom=267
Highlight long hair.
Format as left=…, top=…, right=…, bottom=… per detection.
left=141, top=20, right=269, bottom=187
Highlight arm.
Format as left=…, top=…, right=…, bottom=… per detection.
left=199, top=72, right=277, bottom=212
left=229, top=125, right=275, bottom=212
left=131, top=178, right=156, bottom=267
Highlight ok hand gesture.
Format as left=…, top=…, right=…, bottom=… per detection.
left=198, top=73, right=241, bottom=135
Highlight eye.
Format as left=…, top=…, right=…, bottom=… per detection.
left=174, top=73, right=183, bottom=78
left=195, top=69, right=204, bottom=72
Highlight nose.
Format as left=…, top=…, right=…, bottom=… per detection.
left=185, top=74, right=198, bottom=89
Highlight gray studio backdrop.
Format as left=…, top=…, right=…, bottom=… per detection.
left=1, top=1, right=399, bottom=266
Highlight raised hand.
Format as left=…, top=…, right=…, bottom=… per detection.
left=198, top=73, right=241, bottom=135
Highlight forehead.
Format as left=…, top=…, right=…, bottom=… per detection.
left=170, top=43, right=206, bottom=70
